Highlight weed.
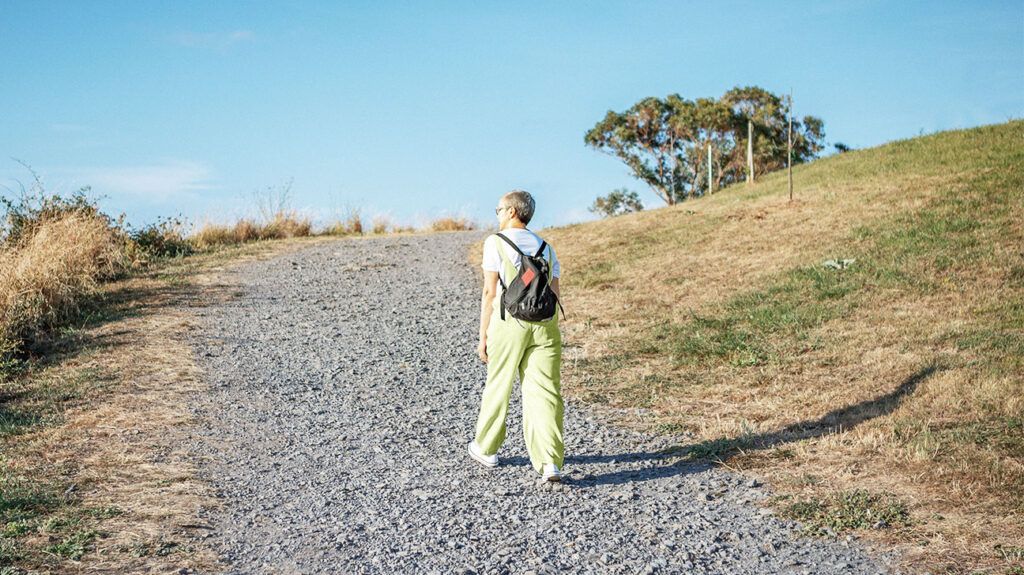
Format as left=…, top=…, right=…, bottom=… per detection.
left=129, top=216, right=194, bottom=259
left=0, top=538, right=23, bottom=567
left=995, top=544, right=1024, bottom=562
left=80, top=506, right=122, bottom=520
left=679, top=437, right=752, bottom=461
left=46, top=529, right=99, bottom=560
left=0, top=473, right=57, bottom=525
left=782, top=489, right=911, bottom=536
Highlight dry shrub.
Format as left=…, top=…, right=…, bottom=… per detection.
left=191, top=222, right=240, bottom=249
left=0, top=213, right=127, bottom=361
left=371, top=215, right=391, bottom=235
left=323, top=208, right=364, bottom=236
left=128, top=216, right=193, bottom=260
left=429, top=217, right=476, bottom=232
left=191, top=213, right=313, bottom=250
left=260, top=212, right=313, bottom=240
left=233, top=219, right=260, bottom=243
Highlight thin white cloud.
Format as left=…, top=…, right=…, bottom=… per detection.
left=170, top=29, right=255, bottom=49
left=78, top=161, right=216, bottom=201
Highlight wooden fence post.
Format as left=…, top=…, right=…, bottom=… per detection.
left=747, top=119, right=754, bottom=184
left=707, top=142, right=713, bottom=195
left=788, top=90, right=793, bottom=202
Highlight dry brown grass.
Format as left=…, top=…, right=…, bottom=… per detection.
left=191, top=212, right=313, bottom=249
left=1, top=232, right=336, bottom=572
left=324, top=211, right=428, bottom=236
left=0, top=213, right=128, bottom=362
left=232, top=218, right=261, bottom=243
left=191, top=221, right=241, bottom=248
left=261, top=212, right=313, bottom=239
left=429, top=216, right=477, bottom=232
left=365, top=215, right=421, bottom=235
left=532, top=121, right=1023, bottom=573
left=371, top=215, right=392, bottom=235
left=323, top=207, right=365, bottom=236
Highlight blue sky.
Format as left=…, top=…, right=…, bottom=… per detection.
left=1, top=1, right=1021, bottom=230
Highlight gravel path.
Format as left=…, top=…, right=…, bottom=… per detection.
left=185, top=232, right=898, bottom=574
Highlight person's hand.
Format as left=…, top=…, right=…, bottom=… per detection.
left=477, top=339, right=488, bottom=363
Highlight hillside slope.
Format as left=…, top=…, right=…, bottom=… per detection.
left=544, top=120, right=1023, bottom=573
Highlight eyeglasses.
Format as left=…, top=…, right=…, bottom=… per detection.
left=494, top=206, right=506, bottom=215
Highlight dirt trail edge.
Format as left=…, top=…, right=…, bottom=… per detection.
left=184, top=232, right=900, bottom=574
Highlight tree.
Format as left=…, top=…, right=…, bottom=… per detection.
left=673, top=95, right=733, bottom=196
left=584, top=97, right=689, bottom=205
left=720, top=86, right=825, bottom=180
left=586, top=86, right=827, bottom=205
left=589, top=188, right=644, bottom=218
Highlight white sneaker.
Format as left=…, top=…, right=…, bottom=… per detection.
left=467, top=441, right=498, bottom=468
left=541, top=463, right=562, bottom=482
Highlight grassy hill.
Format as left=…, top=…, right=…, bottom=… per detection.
left=544, top=120, right=1023, bottom=572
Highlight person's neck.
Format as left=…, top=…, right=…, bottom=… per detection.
left=502, top=221, right=527, bottom=231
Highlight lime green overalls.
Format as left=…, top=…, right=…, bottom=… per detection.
left=473, top=236, right=564, bottom=473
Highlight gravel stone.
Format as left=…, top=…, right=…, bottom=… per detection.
left=183, top=232, right=902, bottom=574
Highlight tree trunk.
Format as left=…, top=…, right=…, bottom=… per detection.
left=659, top=186, right=674, bottom=206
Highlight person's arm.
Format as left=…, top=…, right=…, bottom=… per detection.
left=478, top=270, right=500, bottom=363
left=550, top=277, right=560, bottom=300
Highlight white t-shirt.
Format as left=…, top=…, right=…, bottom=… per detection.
left=481, top=228, right=561, bottom=287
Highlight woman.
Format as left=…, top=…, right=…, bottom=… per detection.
left=468, top=189, right=565, bottom=482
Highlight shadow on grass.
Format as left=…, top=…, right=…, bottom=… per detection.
left=573, top=363, right=938, bottom=487
left=17, top=267, right=235, bottom=366
left=1, top=266, right=237, bottom=438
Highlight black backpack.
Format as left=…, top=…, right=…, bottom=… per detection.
left=493, top=232, right=565, bottom=322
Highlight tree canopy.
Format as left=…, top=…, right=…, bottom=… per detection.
left=585, top=86, right=826, bottom=205
left=589, top=188, right=643, bottom=218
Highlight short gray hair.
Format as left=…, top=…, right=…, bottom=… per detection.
left=501, top=189, right=536, bottom=225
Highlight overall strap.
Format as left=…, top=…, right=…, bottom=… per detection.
left=492, top=235, right=519, bottom=321
left=492, top=235, right=519, bottom=288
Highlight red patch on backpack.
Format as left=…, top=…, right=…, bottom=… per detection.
left=520, top=268, right=536, bottom=286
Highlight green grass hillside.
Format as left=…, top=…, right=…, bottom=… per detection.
left=545, top=120, right=1023, bottom=573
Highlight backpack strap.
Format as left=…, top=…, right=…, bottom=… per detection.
left=541, top=243, right=567, bottom=321
left=494, top=232, right=526, bottom=256
left=533, top=241, right=547, bottom=258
